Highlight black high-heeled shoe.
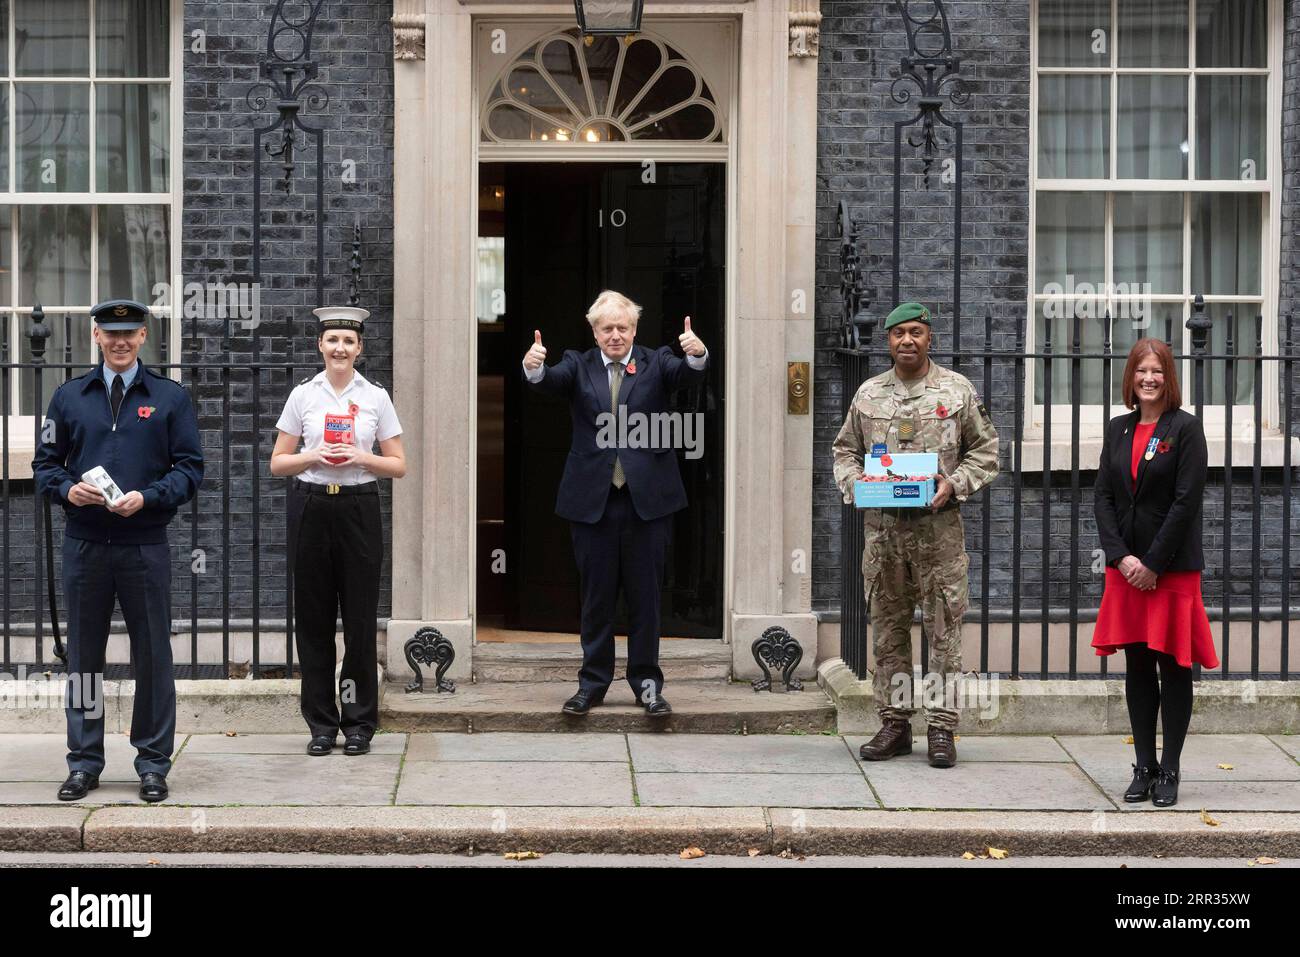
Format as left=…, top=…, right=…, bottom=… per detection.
left=1123, top=763, right=1158, bottom=803
left=1152, top=767, right=1180, bottom=807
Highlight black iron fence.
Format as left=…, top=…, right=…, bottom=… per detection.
left=0, top=309, right=360, bottom=680
left=837, top=303, right=1297, bottom=682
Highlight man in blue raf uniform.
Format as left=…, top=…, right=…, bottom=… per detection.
left=33, top=299, right=203, bottom=803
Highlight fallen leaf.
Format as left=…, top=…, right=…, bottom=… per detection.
left=747, top=848, right=761, bottom=858
left=1254, top=856, right=1278, bottom=865
left=961, top=851, right=976, bottom=860
left=224, top=731, right=238, bottom=737
left=503, top=850, right=542, bottom=860
left=680, top=846, right=706, bottom=860
left=953, top=734, right=960, bottom=741
left=1123, top=736, right=1135, bottom=745
left=777, top=848, right=795, bottom=859
left=146, top=858, right=161, bottom=866
left=1217, top=763, right=1234, bottom=770
left=987, top=846, right=1009, bottom=860
left=1200, top=808, right=1221, bottom=827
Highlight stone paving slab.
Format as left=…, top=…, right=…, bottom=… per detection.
left=161, top=753, right=403, bottom=806
left=396, top=760, right=633, bottom=807
left=0, top=807, right=87, bottom=851
left=844, top=734, right=1072, bottom=763
left=0, top=781, right=154, bottom=806
left=81, top=805, right=771, bottom=855
left=0, top=734, right=171, bottom=783
left=1099, top=780, right=1300, bottom=813
left=627, top=733, right=857, bottom=774
left=1057, top=734, right=1300, bottom=782
left=768, top=808, right=1300, bottom=857
left=180, top=733, right=408, bottom=756
left=861, top=759, right=1114, bottom=811
left=1269, top=735, right=1300, bottom=759
left=635, top=772, right=876, bottom=808
left=405, top=732, right=628, bottom=763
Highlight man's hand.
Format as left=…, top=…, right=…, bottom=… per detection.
left=678, top=316, right=706, bottom=357
left=67, top=482, right=106, bottom=507
left=107, top=490, right=145, bottom=517
left=930, top=475, right=954, bottom=511
left=523, top=329, right=547, bottom=371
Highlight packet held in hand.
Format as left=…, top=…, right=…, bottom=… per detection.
left=323, top=412, right=356, bottom=465
left=853, top=451, right=938, bottom=508
left=82, top=465, right=126, bottom=507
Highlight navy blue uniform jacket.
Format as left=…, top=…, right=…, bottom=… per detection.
left=33, top=361, right=204, bottom=544
left=1093, top=407, right=1207, bottom=574
left=526, top=343, right=707, bottom=523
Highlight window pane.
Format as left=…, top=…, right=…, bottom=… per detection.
left=21, top=311, right=92, bottom=415
left=1038, top=0, right=1110, bottom=67
left=1194, top=304, right=1256, bottom=406
left=16, top=83, right=91, bottom=192
left=1118, top=0, right=1188, bottom=67
left=0, top=88, right=7, bottom=190
left=1034, top=305, right=1110, bottom=404
left=1117, top=76, right=1187, bottom=179
left=18, top=205, right=91, bottom=306
left=95, top=0, right=169, bottom=78
left=1113, top=193, right=1182, bottom=293
left=1196, top=0, right=1266, bottom=68
left=1196, top=76, right=1266, bottom=180
left=613, top=39, right=662, bottom=118
left=0, top=0, right=8, bottom=77
left=1036, top=192, right=1104, bottom=290
left=1191, top=194, right=1261, bottom=296
left=0, top=207, right=10, bottom=302
left=96, top=84, right=169, bottom=191
left=1037, top=76, right=1109, bottom=178
left=16, top=0, right=89, bottom=77
left=97, top=205, right=169, bottom=304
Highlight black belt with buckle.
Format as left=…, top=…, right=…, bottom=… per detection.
left=294, top=479, right=378, bottom=497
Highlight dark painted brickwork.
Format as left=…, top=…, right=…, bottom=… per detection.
left=1, top=1, right=395, bottom=636
left=814, top=1, right=1300, bottom=618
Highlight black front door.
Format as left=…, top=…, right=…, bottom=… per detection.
left=497, top=161, right=725, bottom=638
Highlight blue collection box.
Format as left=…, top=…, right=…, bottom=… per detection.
left=853, top=451, right=939, bottom=508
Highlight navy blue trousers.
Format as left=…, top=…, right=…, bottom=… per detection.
left=62, top=537, right=175, bottom=777
left=570, top=485, right=672, bottom=699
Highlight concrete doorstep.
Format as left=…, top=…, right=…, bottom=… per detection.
left=2, top=806, right=1299, bottom=858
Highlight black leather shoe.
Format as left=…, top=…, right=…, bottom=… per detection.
left=926, top=726, right=957, bottom=768
left=562, top=688, right=606, bottom=715
left=1123, top=763, right=1158, bottom=803
left=57, top=771, right=99, bottom=801
left=343, top=735, right=370, bottom=756
left=642, top=694, right=672, bottom=719
left=307, top=735, right=336, bottom=756
left=1152, top=767, right=1180, bottom=807
left=138, top=772, right=168, bottom=803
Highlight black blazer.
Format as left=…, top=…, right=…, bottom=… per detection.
left=525, top=343, right=706, bottom=523
left=1093, top=407, right=1207, bottom=574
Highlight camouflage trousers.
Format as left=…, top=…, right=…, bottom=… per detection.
left=862, top=507, right=970, bottom=731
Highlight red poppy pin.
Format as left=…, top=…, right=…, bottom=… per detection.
left=880, top=454, right=893, bottom=467
left=626, top=360, right=636, bottom=375
left=347, top=402, right=359, bottom=417
left=1157, top=440, right=1171, bottom=454
left=936, top=403, right=948, bottom=418
left=137, top=406, right=156, bottom=419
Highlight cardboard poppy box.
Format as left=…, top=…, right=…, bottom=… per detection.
left=853, top=451, right=939, bottom=508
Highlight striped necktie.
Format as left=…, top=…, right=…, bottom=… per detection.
left=609, top=363, right=625, bottom=488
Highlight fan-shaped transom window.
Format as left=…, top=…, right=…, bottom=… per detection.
left=482, top=28, right=723, bottom=144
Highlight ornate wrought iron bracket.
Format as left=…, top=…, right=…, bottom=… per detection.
left=750, top=626, right=803, bottom=692
left=404, top=627, right=457, bottom=694
left=889, top=0, right=968, bottom=189
left=837, top=200, right=874, bottom=349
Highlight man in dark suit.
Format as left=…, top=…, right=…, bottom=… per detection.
left=522, top=290, right=708, bottom=717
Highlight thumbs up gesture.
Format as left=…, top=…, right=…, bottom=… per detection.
left=678, top=315, right=706, bottom=357
left=523, top=329, right=547, bottom=371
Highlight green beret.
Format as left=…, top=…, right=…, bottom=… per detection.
left=884, top=302, right=931, bottom=330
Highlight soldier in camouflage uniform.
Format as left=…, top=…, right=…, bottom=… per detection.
left=832, top=302, right=999, bottom=767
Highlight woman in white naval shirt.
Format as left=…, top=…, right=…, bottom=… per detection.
left=270, top=306, right=405, bottom=756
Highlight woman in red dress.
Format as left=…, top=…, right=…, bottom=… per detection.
left=1092, top=338, right=1217, bottom=808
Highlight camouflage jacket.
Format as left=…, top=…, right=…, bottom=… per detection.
left=831, top=359, right=999, bottom=504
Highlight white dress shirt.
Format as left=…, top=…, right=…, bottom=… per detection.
left=275, top=369, right=402, bottom=486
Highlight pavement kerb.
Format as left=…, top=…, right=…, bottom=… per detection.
left=0, top=806, right=1281, bottom=857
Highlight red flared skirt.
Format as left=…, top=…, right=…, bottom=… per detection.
left=1091, top=567, right=1219, bottom=670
